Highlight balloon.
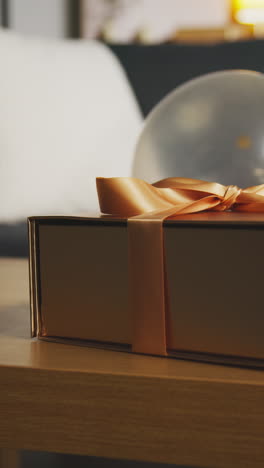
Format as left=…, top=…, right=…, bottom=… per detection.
left=133, top=70, right=264, bottom=188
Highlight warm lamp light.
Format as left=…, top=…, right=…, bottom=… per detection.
left=232, top=0, right=264, bottom=24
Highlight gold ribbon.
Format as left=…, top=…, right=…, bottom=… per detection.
left=96, top=177, right=264, bottom=355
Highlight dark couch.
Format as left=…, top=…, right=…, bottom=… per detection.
left=2, top=40, right=264, bottom=258
left=111, top=40, right=264, bottom=116
left=0, top=222, right=28, bottom=257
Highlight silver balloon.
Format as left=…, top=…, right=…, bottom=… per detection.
left=133, top=70, right=264, bottom=188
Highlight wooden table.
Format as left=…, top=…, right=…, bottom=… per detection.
left=1, top=259, right=264, bottom=468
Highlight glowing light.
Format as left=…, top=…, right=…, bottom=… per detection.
left=233, top=0, right=264, bottom=24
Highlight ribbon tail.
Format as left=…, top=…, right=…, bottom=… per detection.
left=128, top=215, right=167, bottom=356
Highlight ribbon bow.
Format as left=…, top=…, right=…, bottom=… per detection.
left=96, top=177, right=264, bottom=356
left=96, top=177, right=264, bottom=216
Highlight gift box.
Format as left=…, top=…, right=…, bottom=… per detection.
left=29, top=177, right=264, bottom=367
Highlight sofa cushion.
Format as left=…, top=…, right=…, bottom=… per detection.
left=0, top=30, right=142, bottom=223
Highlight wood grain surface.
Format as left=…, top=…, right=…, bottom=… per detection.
left=1, top=259, right=264, bottom=467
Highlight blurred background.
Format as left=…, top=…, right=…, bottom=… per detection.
left=1, top=0, right=264, bottom=43
left=1, top=0, right=264, bottom=257
left=1, top=0, right=264, bottom=117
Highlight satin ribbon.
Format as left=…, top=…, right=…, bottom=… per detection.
left=96, top=177, right=264, bottom=355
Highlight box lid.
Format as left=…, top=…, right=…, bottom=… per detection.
left=28, top=211, right=264, bottom=226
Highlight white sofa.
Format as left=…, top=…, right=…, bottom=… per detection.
left=0, top=29, right=142, bottom=223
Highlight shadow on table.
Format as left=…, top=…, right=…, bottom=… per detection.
left=22, top=451, right=201, bottom=468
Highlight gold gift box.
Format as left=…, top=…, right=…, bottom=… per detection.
left=29, top=212, right=264, bottom=367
